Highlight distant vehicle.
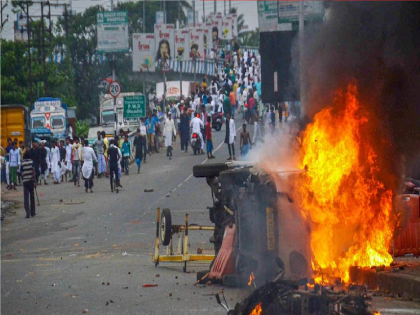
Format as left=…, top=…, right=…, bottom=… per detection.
left=30, top=97, right=68, bottom=142
left=67, top=107, right=77, bottom=138
left=99, top=93, right=142, bottom=129
left=1, top=104, right=31, bottom=148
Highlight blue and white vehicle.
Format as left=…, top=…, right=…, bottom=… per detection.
left=30, top=97, right=68, bottom=142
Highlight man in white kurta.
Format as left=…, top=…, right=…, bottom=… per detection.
left=65, top=138, right=73, bottom=181
left=50, top=141, right=61, bottom=184
left=82, top=142, right=97, bottom=193
left=190, top=113, right=204, bottom=153
left=163, top=112, right=177, bottom=159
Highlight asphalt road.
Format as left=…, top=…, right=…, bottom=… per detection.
left=2, top=120, right=420, bottom=315
left=1, top=126, right=246, bottom=315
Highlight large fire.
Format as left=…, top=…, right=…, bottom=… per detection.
left=298, top=84, right=394, bottom=283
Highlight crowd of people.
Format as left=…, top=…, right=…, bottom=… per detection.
left=1, top=48, right=302, bottom=219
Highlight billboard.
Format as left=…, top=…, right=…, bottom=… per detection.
left=154, top=24, right=175, bottom=62
left=189, top=27, right=204, bottom=60
left=278, top=1, right=324, bottom=23
left=132, top=33, right=155, bottom=72
left=175, top=29, right=189, bottom=61
left=97, top=11, right=129, bottom=53
left=257, top=1, right=279, bottom=32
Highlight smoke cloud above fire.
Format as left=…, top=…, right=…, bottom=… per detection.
left=301, top=1, right=420, bottom=181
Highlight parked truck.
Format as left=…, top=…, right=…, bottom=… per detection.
left=30, top=97, right=68, bottom=142
left=1, top=104, right=31, bottom=149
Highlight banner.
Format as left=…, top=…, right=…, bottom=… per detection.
left=175, top=29, right=189, bottom=61
left=156, top=81, right=190, bottom=99
left=221, top=19, right=231, bottom=40
left=257, top=1, right=279, bottom=32
left=189, top=27, right=204, bottom=60
left=154, top=24, right=175, bottom=63
left=229, top=13, right=238, bottom=38
left=132, top=33, right=155, bottom=72
left=203, top=25, right=212, bottom=57
left=97, top=11, right=129, bottom=53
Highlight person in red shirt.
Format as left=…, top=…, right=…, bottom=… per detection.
left=206, top=116, right=215, bottom=159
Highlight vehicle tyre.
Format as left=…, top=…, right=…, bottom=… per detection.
left=215, top=120, right=222, bottom=131
left=193, top=163, right=229, bottom=178
left=160, top=208, right=172, bottom=246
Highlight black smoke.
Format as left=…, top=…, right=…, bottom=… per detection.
left=300, top=1, right=420, bottom=182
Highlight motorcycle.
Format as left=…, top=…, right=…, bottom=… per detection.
left=212, top=112, right=223, bottom=131
left=191, top=132, right=202, bottom=155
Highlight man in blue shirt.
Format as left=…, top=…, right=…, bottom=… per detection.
left=121, top=135, right=131, bottom=175
left=145, top=112, right=157, bottom=156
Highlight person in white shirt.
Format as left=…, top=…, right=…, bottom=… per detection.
left=50, top=141, right=61, bottom=184
left=224, top=112, right=236, bottom=160
left=81, top=140, right=98, bottom=193
left=190, top=113, right=204, bottom=153
left=163, top=112, right=177, bottom=159
left=65, top=138, right=73, bottom=181
left=43, top=141, right=51, bottom=180
left=8, top=143, right=21, bottom=190
left=72, top=138, right=82, bottom=187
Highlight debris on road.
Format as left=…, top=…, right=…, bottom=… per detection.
left=82, top=309, right=88, bottom=313
left=144, top=189, right=154, bottom=192
left=155, top=274, right=160, bottom=278
left=64, top=202, right=85, bottom=205
left=142, top=284, right=158, bottom=288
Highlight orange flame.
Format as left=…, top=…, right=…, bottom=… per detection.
left=298, top=84, right=394, bottom=283
left=249, top=302, right=262, bottom=315
left=248, top=272, right=255, bottom=286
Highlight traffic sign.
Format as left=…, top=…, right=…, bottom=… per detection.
left=123, top=95, right=146, bottom=119
left=109, top=81, right=122, bottom=98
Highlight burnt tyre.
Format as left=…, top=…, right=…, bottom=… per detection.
left=193, top=163, right=229, bottom=178
left=160, top=208, right=172, bottom=246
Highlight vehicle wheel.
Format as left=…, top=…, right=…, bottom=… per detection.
left=160, top=208, right=172, bottom=246
left=215, top=120, right=222, bottom=131
left=193, top=163, right=229, bottom=178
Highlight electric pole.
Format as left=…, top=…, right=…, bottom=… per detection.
left=229, top=0, right=231, bottom=14
left=203, top=0, right=205, bottom=22
left=224, top=0, right=226, bottom=16
left=214, top=0, right=216, bottom=14
left=192, top=0, right=195, bottom=27
left=143, top=0, right=146, bottom=98
left=26, top=2, right=33, bottom=104
left=41, top=1, right=47, bottom=94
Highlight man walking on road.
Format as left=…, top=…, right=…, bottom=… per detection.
left=21, top=151, right=36, bottom=218
left=50, top=141, right=61, bottom=184
left=94, top=132, right=106, bottom=178
left=29, top=141, right=41, bottom=185
left=65, top=137, right=73, bottom=182
left=179, top=107, right=190, bottom=153
left=8, top=142, right=21, bottom=190
left=225, top=112, right=236, bottom=161
left=145, top=112, right=157, bottom=156
left=39, top=141, right=48, bottom=185
left=82, top=140, right=97, bottom=193
left=107, top=140, right=121, bottom=191
left=133, top=129, right=144, bottom=173
left=121, top=135, right=131, bottom=175
left=72, top=138, right=82, bottom=187
left=164, top=112, right=176, bottom=160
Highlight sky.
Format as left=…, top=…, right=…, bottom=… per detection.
left=1, top=0, right=258, bottom=41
